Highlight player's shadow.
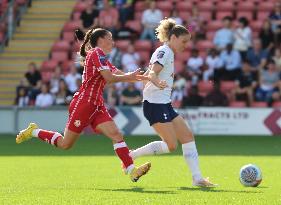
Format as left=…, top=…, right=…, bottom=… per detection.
left=178, top=187, right=262, bottom=193
left=96, top=187, right=176, bottom=194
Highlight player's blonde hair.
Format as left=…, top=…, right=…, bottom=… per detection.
left=156, top=18, right=190, bottom=43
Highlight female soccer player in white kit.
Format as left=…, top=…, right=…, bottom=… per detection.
left=130, top=18, right=216, bottom=187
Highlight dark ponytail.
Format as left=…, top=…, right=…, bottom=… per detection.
left=79, top=28, right=109, bottom=58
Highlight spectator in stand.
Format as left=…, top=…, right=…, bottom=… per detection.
left=255, top=59, right=280, bottom=103
left=213, top=16, right=234, bottom=50
left=64, top=64, right=82, bottom=95
left=170, top=8, right=183, bottom=25
left=187, top=48, right=203, bottom=85
left=50, top=66, right=64, bottom=94
left=98, top=1, right=119, bottom=36
left=55, top=79, right=72, bottom=105
left=246, top=39, right=269, bottom=71
left=203, top=48, right=223, bottom=82
left=203, top=82, right=229, bottom=106
left=182, top=85, right=204, bottom=107
left=108, top=46, right=122, bottom=69
left=111, top=0, right=133, bottom=27
left=104, top=84, right=119, bottom=106
left=80, top=0, right=99, bottom=31
left=234, top=17, right=252, bottom=61
left=259, top=20, right=274, bottom=52
left=188, top=6, right=207, bottom=41
left=233, top=60, right=257, bottom=106
left=219, top=43, right=242, bottom=81
left=114, top=21, right=138, bottom=40
left=120, top=83, right=142, bottom=106
left=25, top=62, right=41, bottom=88
left=171, top=74, right=187, bottom=105
left=273, top=48, right=281, bottom=70
left=269, top=2, right=281, bottom=33
left=140, top=0, right=163, bottom=42
left=121, top=44, right=140, bottom=73
left=35, top=83, right=54, bottom=107
left=15, top=87, right=29, bottom=107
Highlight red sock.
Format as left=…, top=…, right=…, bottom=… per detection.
left=38, top=130, right=62, bottom=146
left=114, top=141, right=133, bottom=169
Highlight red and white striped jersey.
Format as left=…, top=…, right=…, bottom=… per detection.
left=75, top=47, right=117, bottom=106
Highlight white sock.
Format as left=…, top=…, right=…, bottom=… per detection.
left=182, top=141, right=202, bottom=181
left=130, top=141, right=170, bottom=160
left=32, top=129, right=41, bottom=137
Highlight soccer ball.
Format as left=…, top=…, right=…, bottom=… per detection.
left=239, top=164, right=262, bottom=187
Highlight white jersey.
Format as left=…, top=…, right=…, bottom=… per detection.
left=143, top=44, right=175, bottom=103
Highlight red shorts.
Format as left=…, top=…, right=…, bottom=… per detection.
left=66, top=97, right=113, bottom=133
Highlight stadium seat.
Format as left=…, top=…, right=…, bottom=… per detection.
left=61, top=60, right=73, bottom=72
left=206, top=32, right=215, bottom=40
left=156, top=1, right=173, bottom=12
left=62, top=31, right=75, bottom=43
left=63, top=21, right=81, bottom=32
left=72, top=42, right=80, bottom=53
left=220, top=81, right=236, bottom=94
left=216, top=11, right=233, bottom=20
left=138, top=51, right=150, bottom=63
left=40, top=60, right=58, bottom=71
left=178, top=11, right=189, bottom=22
left=175, top=51, right=190, bottom=63
left=176, top=1, right=193, bottom=12
left=153, top=41, right=163, bottom=50
left=197, top=40, right=214, bottom=51
left=251, top=101, right=267, bottom=108
left=125, top=20, right=142, bottom=33
left=201, top=11, right=212, bottom=21
left=172, top=100, right=182, bottom=108
left=229, top=101, right=247, bottom=108
left=198, top=2, right=215, bottom=11
left=198, top=81, right=214, bottom=97
left=257, top=11, right=269, bottom=21
left=51, top=41, right=71, bottom=52
left=73, top=1, right=86, bottom=12
left=135, top=1, right=146, bottom=12
left=272, top=101, right=281, bottom=108
left=216, top=1, right=234, bottom=11
left=237, top=1, right=256, bottom=11
left=15, top=0, right=28, bottom=6
left=72, top=12, right=81, bottom=21
left=134, top=40, right=152, bottom=52
left=41, top=71, right=53, bottom=83
left=51, top=51, right=69, bottom=62
left=251, top=21, right=263, bottom=32
left=115, top=40, right=131, bottom=51
left=236, top=11, right=253, bottom=21
left=0, top=32, right=4, bottom=43
left=207, top=20, right=223, bottom=31
left=258, top=2, right=274, bottom=12
left=174, top=61, right=185, bottom=73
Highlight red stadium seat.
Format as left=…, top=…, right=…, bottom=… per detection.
left=125, top=20, right=142, bottom=33
left=40, top=60, right=58, bottom=71
left=135, top=1, right=146, bottom=12
left=174, top=61, right=185, bottom=73
left=216, top=1, right=234, bottom=11
left=51, top=51, right=69, bottom=62
left=201, top=11, right=212, bottom=21
left=216, top=11, right=233, bottom=20
left=176, top=1, right=193, bottom=12
left=236, top=11, right=253, bottom=21
left=178, top=11, right=189, bottom=22
left=272, top=101, right=281, bottom=108
left=206, top=32, right=215, bottom=40
left=257, top=11, right=269, bottom=21
left=0, top=32, right=4, bottom=43
left=237, top=1, right=256, bottom=11
left=138, top=51, right=150, bottom=63
left=197, top=40, right=214, bottom=51
left=51, top=41, right=71, bottom=52
left=134, top=40, right=152, bottom=52
left=74, top=2, right=86, bottom=12
left=198, top=2, right=215, bottom=11
left=156, top=1, right=173, bottom=12
left=220, top=81, right=236, bottom=94
left=175, top=51, right=190, bottom=63
left=172, top=100, right=182, bottom=108
left=63, top=21, right=80, bottom=32
left=229, top=101, right=247, bottom=108
left=115, top=40, right=131, bottom=51
left=72, top=42, right=80, bottom=53
left=251, top=101, right=268, bottom=108
left=198, top=81, right=214, bottom=97
left=61, top=60, right=73, bottom=72
left=62, top=31, right=75, bottom=43
left=41, top=71, right=53, bottom=83
left=207, top=20, right=223, bottom=31
left=258, top=2, right=274, bottom=12
left=251, top=21, right=263, bottom=32
left=72, top=12, right=81, bottom=21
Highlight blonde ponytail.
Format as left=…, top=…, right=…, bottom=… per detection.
left=155, top=18, right=176, bottom=43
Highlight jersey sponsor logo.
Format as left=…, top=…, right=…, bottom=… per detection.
left=74, top=120, right=81, bottom=127
left=99, top=55, right=107, bottom=66
left=157, top=51, right=165, bottom=59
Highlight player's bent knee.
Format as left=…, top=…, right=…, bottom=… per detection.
left=60, top=142, right=74, bottom=150
left=167, top=142, right=178, bottom=152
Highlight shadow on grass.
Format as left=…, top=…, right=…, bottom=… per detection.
left=1, top=135, right=281, bottom=156
left=95, top=187, right=176, bottom=194
left=178, top=187, right=262, bottom=193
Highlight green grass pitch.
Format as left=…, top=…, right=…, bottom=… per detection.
left=0, top=134, right=281, bottom=205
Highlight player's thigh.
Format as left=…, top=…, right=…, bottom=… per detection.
left=96, top=121, right=123, bottom=143
left=56, top=128, right=80, bottom=150
left=152, top=122, right=178, bottom=151
left=171, top=115, right=194, bottom=144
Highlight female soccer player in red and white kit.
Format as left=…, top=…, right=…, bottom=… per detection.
left=16, top=28, right=151, bottom=182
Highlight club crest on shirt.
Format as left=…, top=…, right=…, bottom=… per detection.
left=74, top=120, right=81, bottom=127
left=157, top=51, right=165, bottom=59
left=99, top=55, right=107, bottom=66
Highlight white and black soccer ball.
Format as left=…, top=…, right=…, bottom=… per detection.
left=239, top=164, right=262, bottom=187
